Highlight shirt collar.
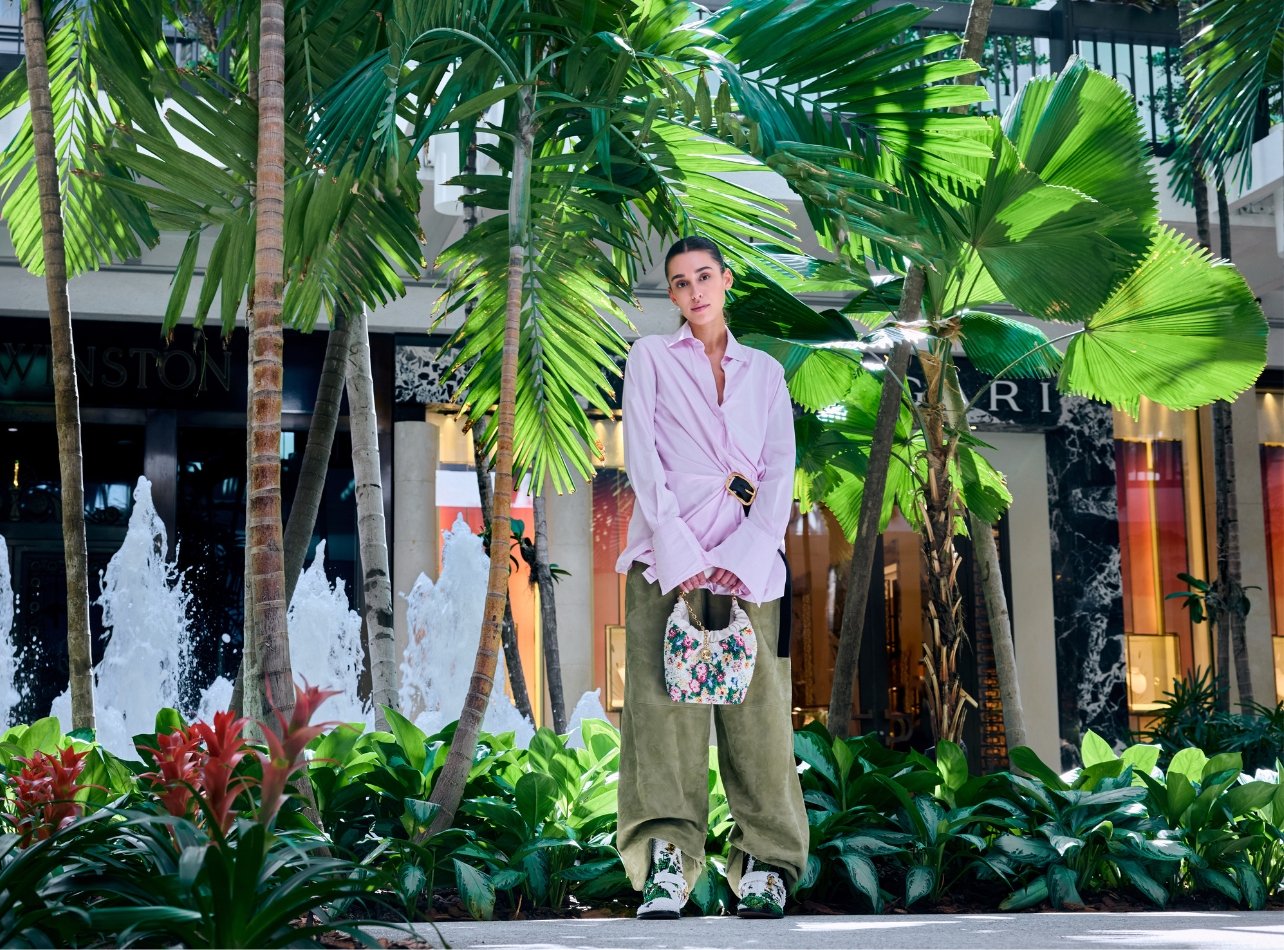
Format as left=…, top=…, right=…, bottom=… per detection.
left=664, top=322, right=750, bottom=363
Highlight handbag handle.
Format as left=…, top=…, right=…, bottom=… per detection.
left=679, top=590, right=707, bottom=632
left=679, top=590, right=740, bottom=634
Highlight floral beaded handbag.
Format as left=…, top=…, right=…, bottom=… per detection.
left=663, top=592, right=757, bottom=704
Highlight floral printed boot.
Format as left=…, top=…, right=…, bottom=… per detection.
left=736, top=854, right=787, bottom=919
left=636, top=838, right=688, bottom=919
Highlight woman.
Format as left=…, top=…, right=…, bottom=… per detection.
left=614, top=235, right=808, bottom=920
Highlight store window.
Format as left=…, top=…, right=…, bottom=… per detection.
left=1114, top=401, right=1205, bottom=730
left=0, top=422, right=144, bottom=722
left=434, top=414, right=541, bottom=716
left=1257, top=391, right=1284, bottom=701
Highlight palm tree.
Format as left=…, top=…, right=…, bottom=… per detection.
left=15, top=0, right=93, bottom=731
left=735, top=57, right=1269, bottom=746
left=90, top=0, right=428, bottom=720
left=826, top=0, right=999, bottom=741
left=344, top=305, right=397, bottom=728
left=1180, top=0, right=1278, bottom=710
left=247, top=0, right=295, bottom=717
left=1, top=0, right=177, bottom=730
left=282, top=314, right=351, bottom=604
left=532, top=492, right=567, bottom=735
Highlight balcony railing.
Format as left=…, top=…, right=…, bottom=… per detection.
left=0, top=21, right=205, bottom=76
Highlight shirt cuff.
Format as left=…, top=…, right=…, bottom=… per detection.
left=707, top=518, right=779, bottom=604
left=651, top=516, right=709, bottom=595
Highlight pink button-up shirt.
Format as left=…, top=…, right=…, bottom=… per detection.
left=614, top=323, right=795, bottom=603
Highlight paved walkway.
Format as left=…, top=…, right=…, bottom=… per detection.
left=374, top=911, right=1284, bottom=949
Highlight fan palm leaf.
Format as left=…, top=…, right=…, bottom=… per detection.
left=1003, top=55, right=1157, bottom=260
left=1059, top=225, right=1267, bottom=416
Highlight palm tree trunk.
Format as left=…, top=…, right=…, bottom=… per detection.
left=911, top=0, right=992, bottom=746
left=942, top=380, right=1028, bottom=751
left=22, top=0, right=93, bottom=731
left=1210, top=176, right=1253, bottom=708
left=458, top=140, right=534, bottom=726
left=970, top=511, right=1026, bottom=747
left=958, top=0, right=994, bottom=69
left=428, top=85, right=533, bottom=836
left=1216, top=175, right=1232, bottom=260
left=919, top=348, right=976, bottom=744
left=248, top=0, right=294, bottom=719
left=533, top=492, right=567, bottom=734
left=469, top=423, right=535, bottom=723
left=1212, top=399, right=1254, bottom=708
left=233, top=309, right=348, bottom=714
left=1182, top=3, right=1240, bottom=709
left=827, top=270, right=923, bottom=737
left=345, top=307, right=398, bottom=728
left=283, top=312, right=351, bottom=604
left=471, top=424, right=493, bottom=526
left=233, top=311, right=264, bottom=726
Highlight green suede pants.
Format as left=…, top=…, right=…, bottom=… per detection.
left=616, top=563, right=809, bottom=896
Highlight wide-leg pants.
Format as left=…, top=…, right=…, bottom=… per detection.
left=616, top=562, right=809, bottom=895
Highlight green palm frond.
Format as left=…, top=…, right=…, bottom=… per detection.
left=1059, top=226, right=1268, bottom=415
left=1003, top=55, right=1157, bottom=260
left=1182, top=0, right=1284, bottom=187
left=105, top=63, right=424, bottom=335
left=0, top=0, right=166, bottom=277
left=739, top=333, right=865, bottom=412
left=624, top=118, right=800, bottom=279
left=438, top=193, right=634, bottom=494
left=765, top=142, right=927, bottom=260
left=309, top=0, right=529, bottom=170
left=706, top=0, right=991, bottom=172
left=929, top=119, right=1133, bottom=322
left=792, top=373, right=916, bottom=535
left=957, top=311, right=1064, bottom=381
left=953, top=444, right=1011, bottom=526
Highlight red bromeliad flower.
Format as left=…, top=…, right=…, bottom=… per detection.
left=186, top=711, right=255, bottom=835
left=9, top=747, right=90, bottom=846
left=257, top=679, right=339, bottom=826
left=138, top=729, right=204, bottom=820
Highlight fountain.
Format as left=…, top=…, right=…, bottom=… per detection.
left=51, top=477, right=192, bottom=753
left=286, top=540, right=369, bottom=725
left=21, top=476, right=600, bottom=755
left=564, top=688, right=611, bottom=749
left=48, top=477, right=373, bottom=755
left=401, top=515, right=536, bottom=746
left=0, top=536, right=19, bottom=727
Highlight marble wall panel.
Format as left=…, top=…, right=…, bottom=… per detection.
left=1045, top=396, right=1129, bottom=768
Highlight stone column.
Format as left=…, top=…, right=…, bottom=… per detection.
left=1045, top=396, right=1129, bottom=768
left=985, top=432, right=1061, bottom=769
left=1231, top=391, right=1276, bottom=704
left=392, top=417, right=439, bottom=691
left=543, top=472, right=594, bottom=719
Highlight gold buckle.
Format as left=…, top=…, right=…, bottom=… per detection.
left=725, top=471, right=756, bottom=505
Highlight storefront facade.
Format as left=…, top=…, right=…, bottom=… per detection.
left=0, top=317, right=392, bottom=721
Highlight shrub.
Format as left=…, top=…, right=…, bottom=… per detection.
left=1138, top=669, right=1284, bottom=772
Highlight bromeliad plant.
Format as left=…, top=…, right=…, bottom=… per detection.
left=0, top=681, right=399, bottom=947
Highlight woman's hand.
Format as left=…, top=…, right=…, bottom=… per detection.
left=678, top=568, right=742, bottom=593
left=678, top=572, right=706, bottom=593
left=709, top=568, right=742, bottom=592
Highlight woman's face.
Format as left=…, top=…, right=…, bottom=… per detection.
left=666, top=250, right=734, bottom=329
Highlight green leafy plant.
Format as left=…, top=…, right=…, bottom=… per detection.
left=1138, top=670, right=1284, bottom=773
left=1140, top=748, right=1278, bottom=908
